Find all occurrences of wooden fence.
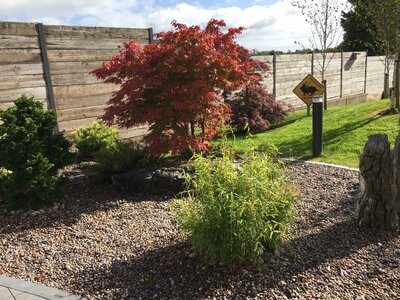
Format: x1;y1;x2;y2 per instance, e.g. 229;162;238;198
254;52;394;108
0;21;394;139
0;21;152;138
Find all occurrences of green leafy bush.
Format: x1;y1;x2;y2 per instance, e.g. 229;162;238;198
72;120;119;158
177;147;296;266
0;96;73;209
89;140;148;177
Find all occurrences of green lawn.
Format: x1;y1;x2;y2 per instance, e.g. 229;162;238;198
229;99;399;168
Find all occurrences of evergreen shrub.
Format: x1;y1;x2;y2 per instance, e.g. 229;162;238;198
0;96;73;209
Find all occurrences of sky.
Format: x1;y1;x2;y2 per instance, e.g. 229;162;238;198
1;0;349;51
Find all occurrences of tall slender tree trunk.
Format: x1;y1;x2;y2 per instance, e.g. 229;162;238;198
395;52;399;109
321;0;329;82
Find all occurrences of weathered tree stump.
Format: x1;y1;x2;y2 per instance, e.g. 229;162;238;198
356;133;400;230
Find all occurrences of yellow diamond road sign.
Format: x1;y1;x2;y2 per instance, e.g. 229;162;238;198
293;74;326;106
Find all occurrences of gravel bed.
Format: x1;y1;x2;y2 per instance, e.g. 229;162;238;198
0;162;399;299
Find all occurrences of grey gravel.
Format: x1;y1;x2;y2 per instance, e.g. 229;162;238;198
0;162;399;299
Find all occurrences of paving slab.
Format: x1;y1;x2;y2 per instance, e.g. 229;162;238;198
0;276;85;300
0;286;15;300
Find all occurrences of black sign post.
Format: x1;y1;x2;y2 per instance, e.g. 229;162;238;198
312;96;323;157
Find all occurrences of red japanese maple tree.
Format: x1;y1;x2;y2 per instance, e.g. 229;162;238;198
92;19;268;156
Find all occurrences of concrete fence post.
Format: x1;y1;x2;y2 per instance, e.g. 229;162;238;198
340;50;343;98
273;52;277;97
148;28;154;44
36;23;59;132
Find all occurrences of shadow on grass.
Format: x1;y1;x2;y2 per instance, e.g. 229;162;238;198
0;177;171;235
269;113;310;130
256;114;382;159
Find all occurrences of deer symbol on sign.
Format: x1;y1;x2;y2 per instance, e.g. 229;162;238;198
300;84;318;96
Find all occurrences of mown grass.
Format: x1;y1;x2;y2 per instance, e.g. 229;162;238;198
228;99;399;168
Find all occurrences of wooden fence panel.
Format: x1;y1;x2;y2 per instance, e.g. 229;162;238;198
254;51;392;109
0;22;46;105
43;24;151;137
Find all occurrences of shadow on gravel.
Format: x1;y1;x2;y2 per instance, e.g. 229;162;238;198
287;219;396;270
0;178;171;235
73;241;238;299
73;219;397;299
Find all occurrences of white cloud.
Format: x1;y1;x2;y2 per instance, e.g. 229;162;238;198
0;0;349;51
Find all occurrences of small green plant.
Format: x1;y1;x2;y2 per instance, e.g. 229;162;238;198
72;120;119;159
177;146;296;267
0;96;73;209
89;140;148;177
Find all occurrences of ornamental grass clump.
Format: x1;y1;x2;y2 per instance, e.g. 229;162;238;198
177;147;296;267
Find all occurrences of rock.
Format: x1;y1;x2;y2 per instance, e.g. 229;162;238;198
273;248;281;257
251;286;258;297
188;252;197;258
111;166;187;195
150;168;186;193
169;278;175;286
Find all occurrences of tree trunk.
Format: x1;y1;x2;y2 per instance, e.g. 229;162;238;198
356;133;400;230
395;52;399;109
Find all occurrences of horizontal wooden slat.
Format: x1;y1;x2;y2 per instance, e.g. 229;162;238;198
276;67;311;75
0;74;45;91
0;49;41;64
51;73;103;86
57;105;107;122
53;83;118;99
0;35;39;49
44;25;149;40
0;86;46;102
46;37;148;50
55;92;114;110
0;63;44;76
276;62;312;68
49;61;103;75
48;50;119;62
0;22;37;36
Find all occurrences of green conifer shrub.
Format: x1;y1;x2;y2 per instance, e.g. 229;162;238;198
0;96;73;209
